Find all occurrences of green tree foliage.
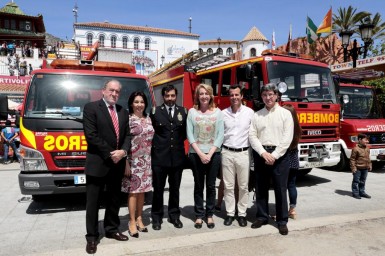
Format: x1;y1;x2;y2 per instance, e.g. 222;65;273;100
362;77;385;116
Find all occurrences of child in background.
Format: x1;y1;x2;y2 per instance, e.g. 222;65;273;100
350;133;372;199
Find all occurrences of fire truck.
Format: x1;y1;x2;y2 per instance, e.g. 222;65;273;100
149;50;341;174
334;80;385;171
0;58;155;199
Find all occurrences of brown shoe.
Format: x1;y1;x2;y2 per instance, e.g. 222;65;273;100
86;241;97;254
105;232;129;241
278;225;289;235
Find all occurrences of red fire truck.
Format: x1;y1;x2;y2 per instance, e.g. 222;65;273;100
149;50;341;174
335;81;385;171
0;59;154;199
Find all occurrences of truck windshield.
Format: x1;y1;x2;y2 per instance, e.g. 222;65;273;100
340;87;381;119
24;74;152;119
267;61;337;103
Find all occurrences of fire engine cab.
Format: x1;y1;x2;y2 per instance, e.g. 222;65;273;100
149;50;342;174
0;59;154;199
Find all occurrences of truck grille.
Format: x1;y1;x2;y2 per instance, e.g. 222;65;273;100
301;126;338;140
54;159;86;168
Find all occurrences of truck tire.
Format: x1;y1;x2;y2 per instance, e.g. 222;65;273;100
334;152;349;172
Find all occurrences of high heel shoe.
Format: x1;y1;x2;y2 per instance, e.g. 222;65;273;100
128;225;139;238
194;218;203;229
137;224;148;232
207;217;215;229
288;207;297;220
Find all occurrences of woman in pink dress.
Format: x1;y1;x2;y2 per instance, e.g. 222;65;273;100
121;91;154;238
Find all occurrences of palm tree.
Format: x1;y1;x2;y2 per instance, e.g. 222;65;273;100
333;6;370;33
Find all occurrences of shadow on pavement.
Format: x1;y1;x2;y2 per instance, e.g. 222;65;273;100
296;173;331;187
335;189;353;197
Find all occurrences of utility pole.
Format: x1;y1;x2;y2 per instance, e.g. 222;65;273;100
189;17;192;33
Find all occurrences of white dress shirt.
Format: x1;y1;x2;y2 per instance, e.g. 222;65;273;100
249;103;294;159
222;105;254;148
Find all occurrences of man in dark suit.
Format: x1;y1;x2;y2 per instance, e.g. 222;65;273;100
83;80;131;254
150;84;187;230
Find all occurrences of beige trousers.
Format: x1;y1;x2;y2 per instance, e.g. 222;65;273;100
221;149;250;217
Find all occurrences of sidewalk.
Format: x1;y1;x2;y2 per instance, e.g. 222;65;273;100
1;165;385;255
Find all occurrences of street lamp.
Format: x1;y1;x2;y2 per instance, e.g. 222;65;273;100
160;55;165;68
339;20;374;68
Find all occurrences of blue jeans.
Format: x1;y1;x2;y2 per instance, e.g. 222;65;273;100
3;141;20;162
287;168;297;207
352;169;368;196
189;152;221;219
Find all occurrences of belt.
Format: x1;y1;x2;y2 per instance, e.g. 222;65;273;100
263;145;276;150
222;145;249;152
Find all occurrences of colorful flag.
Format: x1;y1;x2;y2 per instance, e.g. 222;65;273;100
285;24;292;52
317;8;332;34
307;16;320;44
272;30;276;50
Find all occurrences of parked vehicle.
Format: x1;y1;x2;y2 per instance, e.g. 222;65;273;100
0;58;155;199
149;50;342;175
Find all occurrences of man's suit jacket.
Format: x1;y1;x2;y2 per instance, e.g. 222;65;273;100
83;99;131;177
150;104;187;168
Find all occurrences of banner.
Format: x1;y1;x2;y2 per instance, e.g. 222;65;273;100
317;8;332;34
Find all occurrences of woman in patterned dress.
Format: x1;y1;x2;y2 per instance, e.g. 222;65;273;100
122;91;154;237
187;84;224;229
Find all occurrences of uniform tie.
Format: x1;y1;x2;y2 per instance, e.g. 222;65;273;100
168;107;173;120
108;105;119;145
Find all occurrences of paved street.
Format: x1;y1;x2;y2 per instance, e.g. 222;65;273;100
1;162;385;255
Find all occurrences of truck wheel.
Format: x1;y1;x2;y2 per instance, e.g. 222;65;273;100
298;168;312;176
334;152;349;172
32;195;45;202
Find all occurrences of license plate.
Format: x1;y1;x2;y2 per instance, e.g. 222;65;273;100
74;175;86;185
304;162;323;168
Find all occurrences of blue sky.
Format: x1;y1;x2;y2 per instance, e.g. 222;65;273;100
6;0;384;47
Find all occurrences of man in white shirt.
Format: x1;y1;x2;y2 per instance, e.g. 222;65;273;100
249;83;293;235
222;85;254;227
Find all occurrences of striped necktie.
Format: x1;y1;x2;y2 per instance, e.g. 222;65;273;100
108;105;119;144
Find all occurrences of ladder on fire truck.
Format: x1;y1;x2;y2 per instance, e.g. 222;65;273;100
148;50;231;78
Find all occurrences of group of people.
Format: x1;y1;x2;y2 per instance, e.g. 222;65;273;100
1;120;21;164
82;80;338;254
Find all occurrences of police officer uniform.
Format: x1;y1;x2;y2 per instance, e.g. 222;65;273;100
150;103;187;226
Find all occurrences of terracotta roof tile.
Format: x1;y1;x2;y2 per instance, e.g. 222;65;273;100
199;39;239;45
242;26;268;43
76;22;200;38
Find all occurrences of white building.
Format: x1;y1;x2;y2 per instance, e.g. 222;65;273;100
73;22;199;75
198;26;269;60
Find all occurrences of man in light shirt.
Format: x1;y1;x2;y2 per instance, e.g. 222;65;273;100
222;85;254;227
249;83;293;235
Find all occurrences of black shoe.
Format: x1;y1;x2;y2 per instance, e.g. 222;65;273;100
360;193;371;199
128;230;139;238
194;219;203;229
86;241;97;254
223;216;235;226
105;232;129;241
353;194;361;199
278;225;289;235
237;216;247;227
168;218;183;228
152;223;161;231
251;219;268;229
137;225;148;232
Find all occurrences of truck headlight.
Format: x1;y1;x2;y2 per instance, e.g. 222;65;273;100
19;146;48;172
350;136;358;143
332;144;341;152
